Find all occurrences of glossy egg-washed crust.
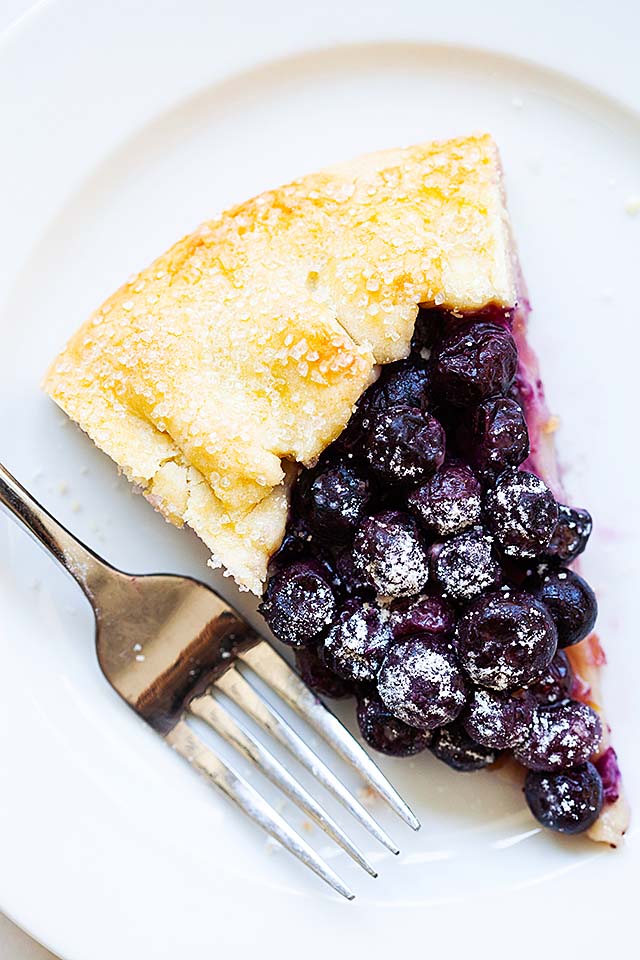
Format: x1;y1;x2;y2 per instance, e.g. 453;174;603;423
44;133;627;843
45;134;515;594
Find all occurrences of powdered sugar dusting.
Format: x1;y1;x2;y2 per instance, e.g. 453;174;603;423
353;512;429;599
432;527;500;602
525;764;604;833
464;688;534;749
485;468;557;557
323;602;391;683
377;638;467;730
408;463;482;536
514;701;602;771
456;590;558;691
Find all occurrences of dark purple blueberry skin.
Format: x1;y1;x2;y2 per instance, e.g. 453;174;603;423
411;307;449;352
595;747;622;804
377;635;467;731
365;404;446;484
524;763;604;834
455;589;558;691
527;568;597;648
431;321;519;406
463;688;536;749
259;560;337;647
294;645;354;699
267;515;316;574
430;528;501;603
322;601;392;684
526;650;574;705
333;547;376;601
430;719;499;771
484;469;559;559
514;700;602;772
366;356;431;412
407;463;482;537
352;511;430;599
544;505;593;565
298;461;371;537
357;690;433;757
465;396;530;478
387;593;456;640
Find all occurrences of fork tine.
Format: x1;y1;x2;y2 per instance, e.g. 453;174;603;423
216;667;400;855
165;720;354;900
239;644;420;831
190;692;377;877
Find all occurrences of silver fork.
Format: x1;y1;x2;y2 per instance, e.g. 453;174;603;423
0;463;419;899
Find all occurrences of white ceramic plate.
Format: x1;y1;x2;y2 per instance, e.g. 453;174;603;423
1;2;639;957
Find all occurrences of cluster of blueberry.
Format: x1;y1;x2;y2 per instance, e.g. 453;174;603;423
260;310;603;835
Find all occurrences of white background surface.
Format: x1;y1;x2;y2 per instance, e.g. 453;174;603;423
0;0;56;956
0;1;639;959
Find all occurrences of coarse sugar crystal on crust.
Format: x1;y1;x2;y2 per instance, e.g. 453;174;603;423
43;131;629;846
44;133;516;593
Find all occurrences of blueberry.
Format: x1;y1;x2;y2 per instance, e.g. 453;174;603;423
430;719;499;771
455;589;558;691
408;463;482;537
367;356;431;412
322;600;392;683
527;568;597;648
352;511;429;599
411;307;448;353
431;321;518;406
526;650;574;704
365;404;445;484
260;560;337;647
463;688;536;749
300;460;371;537
466;397;530;477
430;528;501;603
357;689;432;756
267;514;315;572
333;547;376;601
484;469;559;559
595;747;622;804
524;763;604;833
514;700;602;771
543;504;593;565
294;645;354;699
387;593;456;640
377;636;467;731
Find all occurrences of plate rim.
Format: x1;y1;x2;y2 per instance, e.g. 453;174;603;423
1;1;639;957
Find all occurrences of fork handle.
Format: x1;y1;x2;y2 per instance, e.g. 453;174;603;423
0;461;111;599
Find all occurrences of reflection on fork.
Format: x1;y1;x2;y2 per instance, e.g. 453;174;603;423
0;462;419;899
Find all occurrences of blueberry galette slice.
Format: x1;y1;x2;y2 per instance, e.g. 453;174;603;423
45;134;628;845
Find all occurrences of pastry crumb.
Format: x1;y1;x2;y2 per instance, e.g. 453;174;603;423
625;195;640;216
357;785;379;807
542;415;560;435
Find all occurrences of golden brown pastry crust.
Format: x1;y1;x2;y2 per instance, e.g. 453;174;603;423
44;133;517;593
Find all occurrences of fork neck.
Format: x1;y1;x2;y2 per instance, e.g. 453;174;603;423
0;461;114;602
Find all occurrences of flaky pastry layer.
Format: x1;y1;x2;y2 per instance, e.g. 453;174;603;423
45;134;516;592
